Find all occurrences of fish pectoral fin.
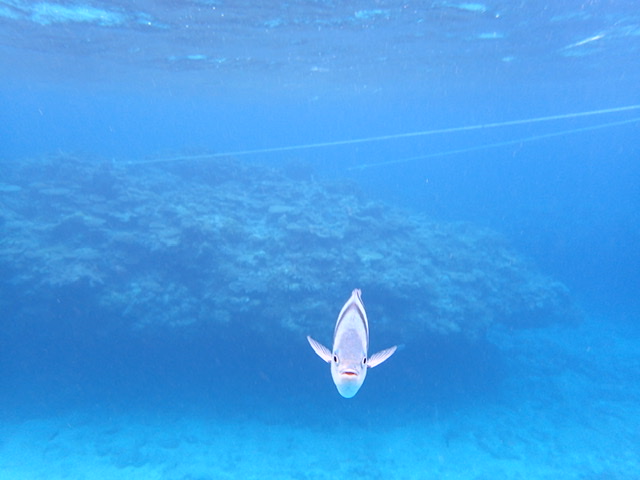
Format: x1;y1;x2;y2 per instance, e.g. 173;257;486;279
367;345;397;368
307;336;332;363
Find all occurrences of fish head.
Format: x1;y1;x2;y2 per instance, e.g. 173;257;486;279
330;330;368;398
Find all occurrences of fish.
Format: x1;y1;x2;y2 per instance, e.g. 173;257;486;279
307;288;397;398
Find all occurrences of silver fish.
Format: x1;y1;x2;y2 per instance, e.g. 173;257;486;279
307;289;397;398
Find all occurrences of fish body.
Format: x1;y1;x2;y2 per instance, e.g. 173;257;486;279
307;289;397;398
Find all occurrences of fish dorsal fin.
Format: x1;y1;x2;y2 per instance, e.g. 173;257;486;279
367;345;397;368
307;336;332;363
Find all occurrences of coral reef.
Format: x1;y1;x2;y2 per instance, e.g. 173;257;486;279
0;154;579;338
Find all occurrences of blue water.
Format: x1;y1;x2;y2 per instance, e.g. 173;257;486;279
1;1;639;479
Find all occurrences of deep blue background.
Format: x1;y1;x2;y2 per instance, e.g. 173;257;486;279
1;0;639;423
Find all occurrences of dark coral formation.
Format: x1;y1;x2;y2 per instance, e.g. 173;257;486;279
0;154;579;339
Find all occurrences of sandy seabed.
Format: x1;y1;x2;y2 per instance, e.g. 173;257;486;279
1;317;638;480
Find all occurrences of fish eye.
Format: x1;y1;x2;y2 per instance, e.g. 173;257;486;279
363;357;367;365
333;355;338;363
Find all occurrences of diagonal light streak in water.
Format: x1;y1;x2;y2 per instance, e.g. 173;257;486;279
124;105;640;166
349;117;640;170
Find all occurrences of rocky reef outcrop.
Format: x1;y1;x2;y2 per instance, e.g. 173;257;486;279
0;154;579;339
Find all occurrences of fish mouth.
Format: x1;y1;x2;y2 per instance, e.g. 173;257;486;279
341;371;358;377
